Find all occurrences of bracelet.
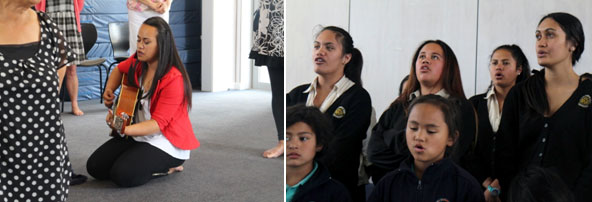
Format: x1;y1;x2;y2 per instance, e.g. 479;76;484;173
488;185;501;197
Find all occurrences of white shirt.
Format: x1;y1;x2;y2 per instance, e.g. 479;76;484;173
410;88;450;100
132;88;191;160
303;76;355;113
485;87;502;133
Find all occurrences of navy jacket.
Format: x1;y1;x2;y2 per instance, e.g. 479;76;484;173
291;163;352;202
368;158;485;202
367;95;477;183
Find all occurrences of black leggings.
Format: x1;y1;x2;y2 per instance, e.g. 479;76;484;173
267;62;284;141
86;136;184;187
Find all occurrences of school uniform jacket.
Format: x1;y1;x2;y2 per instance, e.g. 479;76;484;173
118;54;200;150
495;69;592;201
367;158;485;202
291;163;353;202
367;95;477;183
286;83;372;197
467;93;497;184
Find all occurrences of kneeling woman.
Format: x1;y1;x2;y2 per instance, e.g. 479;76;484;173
87;17;199;187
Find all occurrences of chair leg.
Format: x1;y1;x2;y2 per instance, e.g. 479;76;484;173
107;62;117;73
98;64;104;103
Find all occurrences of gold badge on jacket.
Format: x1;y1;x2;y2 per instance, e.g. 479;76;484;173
333;106;346;118
578;95;591;108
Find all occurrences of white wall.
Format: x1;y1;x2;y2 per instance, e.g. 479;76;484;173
237;0;254;90
285;0;350;90
202;0;239;92
202;0;214;91
350;0;477;114
286;0;592;115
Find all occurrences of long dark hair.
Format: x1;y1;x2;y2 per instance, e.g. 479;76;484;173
131;17;192;109
393;40;465;110
315;26;363;85
485;44;531;93
538;12;585;66
286;104;334;161
399;74;410;96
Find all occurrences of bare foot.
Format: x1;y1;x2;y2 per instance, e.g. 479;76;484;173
262;140;284;158
71;107;84;116
168;165;184;174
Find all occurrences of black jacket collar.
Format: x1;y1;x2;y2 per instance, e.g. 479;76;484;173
291;163;332;201
399;157;455;181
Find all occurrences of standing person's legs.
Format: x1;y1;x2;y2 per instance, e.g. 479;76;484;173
109;142;184;187
66;64;83;115
262;60;284;158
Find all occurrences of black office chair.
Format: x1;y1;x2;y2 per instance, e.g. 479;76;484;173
104;22;130;91
60;23;107;112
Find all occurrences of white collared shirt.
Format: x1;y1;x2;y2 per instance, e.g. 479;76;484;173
485;87;502;133
132;94;191;160
304;76;355;113
409;89;451;101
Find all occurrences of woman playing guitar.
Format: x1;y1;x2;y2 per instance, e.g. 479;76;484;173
86;16;198;187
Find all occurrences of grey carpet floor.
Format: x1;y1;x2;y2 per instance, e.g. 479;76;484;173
62;90;283;202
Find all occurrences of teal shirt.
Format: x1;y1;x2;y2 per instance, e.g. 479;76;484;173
286;162;318;202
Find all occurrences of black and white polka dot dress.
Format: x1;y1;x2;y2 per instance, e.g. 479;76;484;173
0;11;74;201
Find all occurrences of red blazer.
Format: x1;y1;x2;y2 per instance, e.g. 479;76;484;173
118;55;200;150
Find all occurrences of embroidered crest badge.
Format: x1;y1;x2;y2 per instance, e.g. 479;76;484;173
333;106;346;118
578;95;591;108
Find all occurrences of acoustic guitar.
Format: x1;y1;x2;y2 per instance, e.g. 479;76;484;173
111;73;140;136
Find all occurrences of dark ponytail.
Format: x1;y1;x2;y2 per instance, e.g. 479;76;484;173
345;48;363;85
485;44;531;93
317;26;364;85
503;44;530;84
